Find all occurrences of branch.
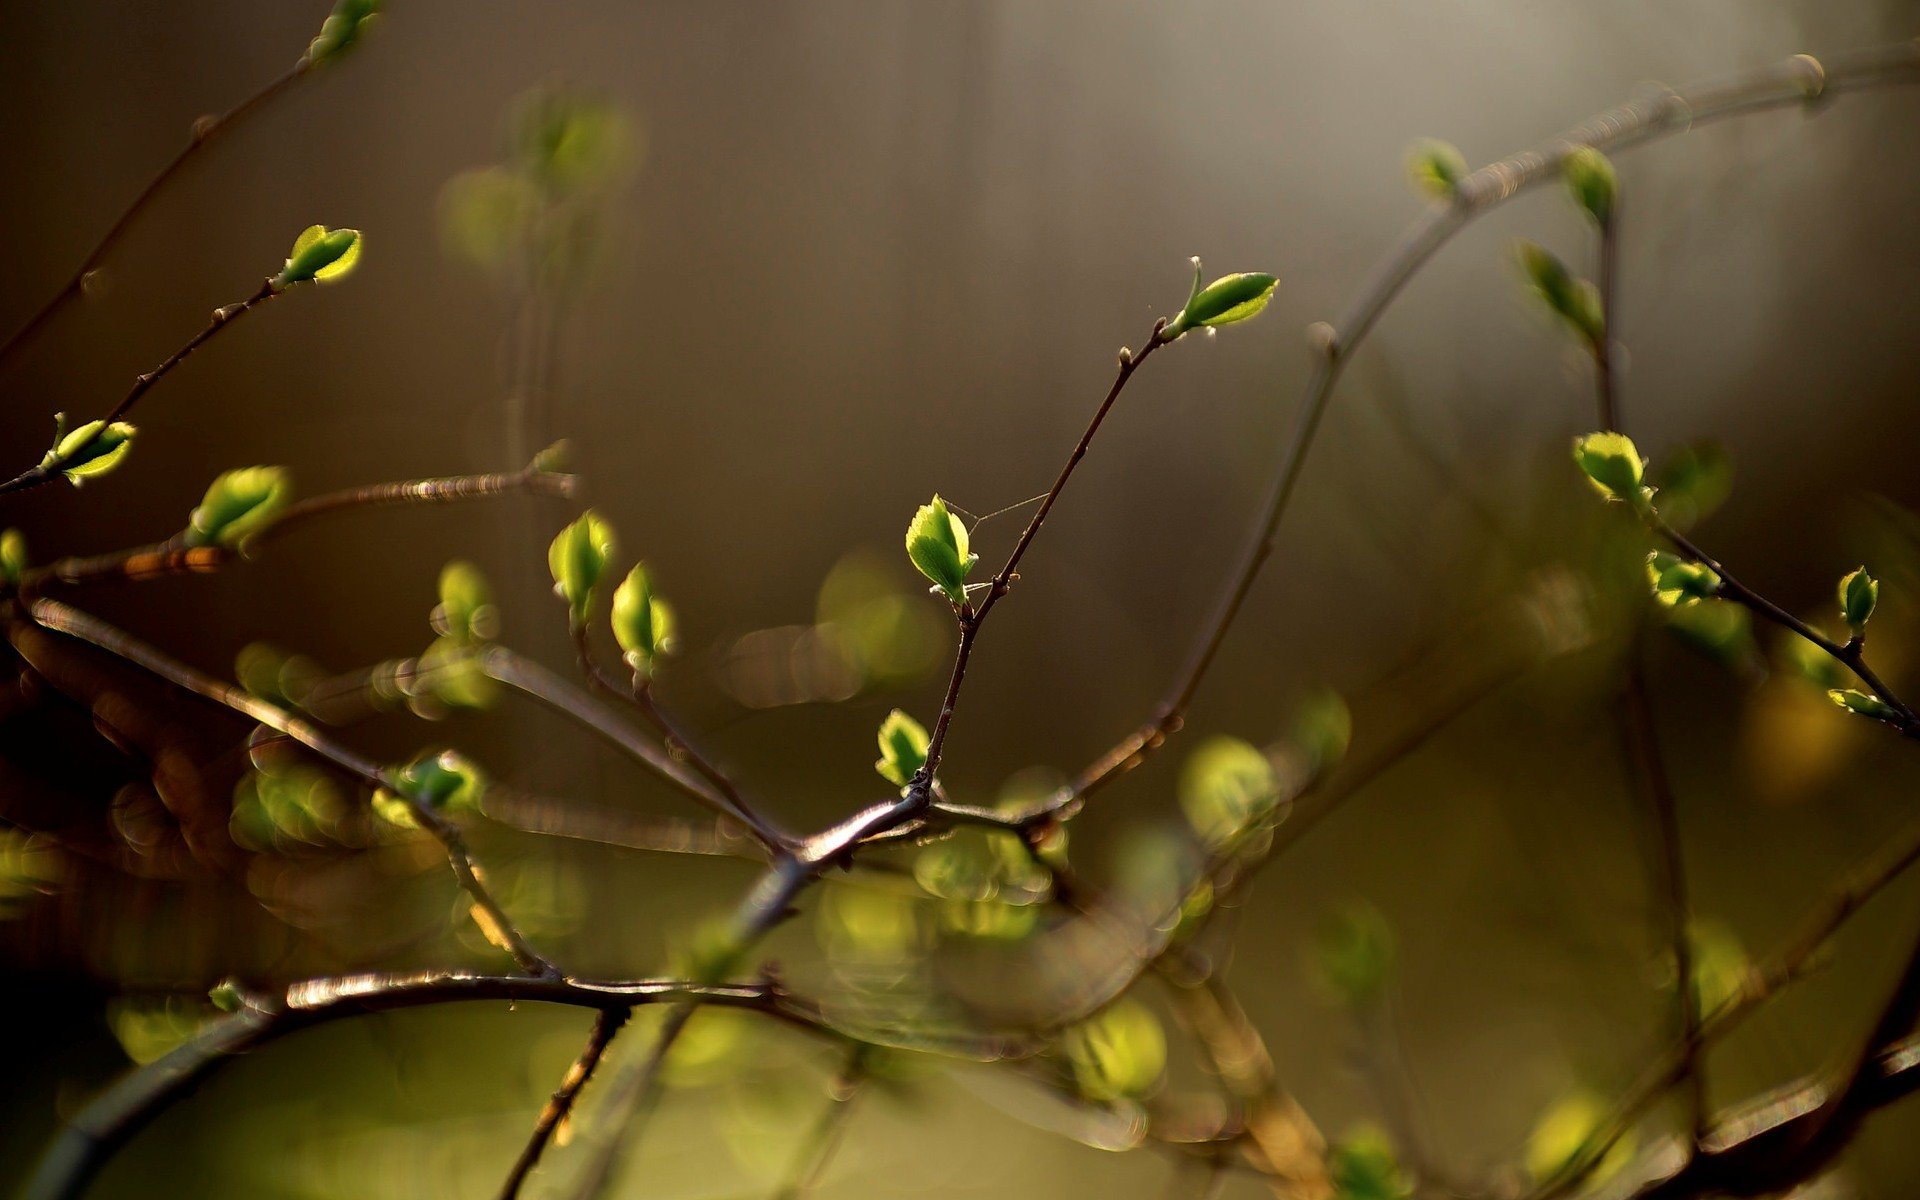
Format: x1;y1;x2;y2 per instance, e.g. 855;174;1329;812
0;62;311;374
497;1007;631;1200
18;597;556;977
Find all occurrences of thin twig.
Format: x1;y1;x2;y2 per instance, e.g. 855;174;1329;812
0;63;311;373
497;1007;631;1200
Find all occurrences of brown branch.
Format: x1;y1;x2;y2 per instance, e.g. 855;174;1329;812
18;596;555;977
497;1007;631;1200
0;63;311;374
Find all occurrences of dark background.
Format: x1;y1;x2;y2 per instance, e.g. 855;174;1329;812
2;1;1919;1196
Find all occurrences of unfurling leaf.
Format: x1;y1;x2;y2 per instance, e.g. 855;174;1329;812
1838;566;1878;635
904;495;976;606
273;225;362;289
1562;146;1617;225
547;511;616;629
1407;138;1469;200
1179;736;1280;848
435;561;497;643
414;637;498;713
1062;1000;1166;1103
1165;258;1278;338
207;979;245;1014
42;417;136;485
0;528;26;585
304;0;382;68
1524;1090;1634;1186
1517;240;1602;344
379;750;485;817
185;466;290;548
1645;551;1718;607
1829;688;1899;724
612;563;675;678
874;708;930;789
1330;1125;1412;1200
1570;431;1649;509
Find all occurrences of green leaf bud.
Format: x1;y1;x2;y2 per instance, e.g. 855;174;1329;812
1645;551;1719;607
1571;431;1649;508
611;563;675;678
1838;566;1878;635
1062;999;1166;1103
1407;138;1470;200
904;495;976;606
304;0;382;68
1312;903;1395;1009
435;560;497;643
547;511;616;629
1525;1090;1635;1186
874;708;930;789
1562;146;1618;225
1829;688;1899;724
185;466;290;548
1330;1126;1412;1200
0;528;26;585
272;225;362;289
413;637;498;714
1165;257;1278;338
207;979;246;1013
383;750;486;815
1179;736;1280;848
42;416;137;485
1517;240;1603;344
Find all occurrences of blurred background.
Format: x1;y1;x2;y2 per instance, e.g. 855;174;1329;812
2;0;1919;1196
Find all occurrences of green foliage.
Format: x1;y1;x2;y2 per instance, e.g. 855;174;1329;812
1178;735;1281;848
1524;1090;1634;1186
434;560;497;643
1562;146;1617;225
378;750;485;821
612;563;675;678
1331;1126;1412;1200
1406;138;1469;200
816;884;925;962
509;85;636;195
1644;551;1719;607
0;527;25;585
41;416;136;485
1650;441;1732;531
1570;431;1649;509
1517;240;1602;344
547;511;616;629
230;759;349;850
207;979;245;1014
272;225;361;289
904;495;976;606
1773;626;1846;690
1838;566;1878;635
1829;688;1898;723
914;828;1049;940
1661;600;1756;674
874;708;931;788
185;466;290;548
413;636;499;714
1165;257;1279;338
304;0;382;68
1061;999;1166;1103
1287;688;1353;781
1312;903;1395;1009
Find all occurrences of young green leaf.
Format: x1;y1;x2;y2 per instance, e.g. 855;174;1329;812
272;225;362;289
207;979;246;1014
547;511;617;629
435;560;497;643
1407;138;1470;200
612;563;676;678
1062;1000;1166;1103
0;528;25;585
1179;736;1280;848
1312;903;1395;1009
1645;551;1719;607
1571;431;1649;508
413;637;499;714
904;495;976;606
1524;1090;1634;1186
1562;146;1618;225
1517;240;1602;344
1165;257;1278;338
304;0;383;69
874;708;930;788
1838;566;1878;635
383;750;486;815
1330;1126;1412;1200
185;466;290;548
1829;688;1899;724
41;417;137;485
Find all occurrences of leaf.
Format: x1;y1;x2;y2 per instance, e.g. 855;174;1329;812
1312;903;1395;1009
1562;146;1617;225
1829;688;1899;723
1063;1000;1166;1103
1524;1090;1634;1186
434;560;497;643
1330;1125;1412;1200
1166;258;1278;337
42;417;136;485
305;0;382;68
874;708;930;788
612;563;675;677
1644;551;1719;607
1518;240;1602;344
1838;566;1878;634
184;466;291;549
1570;431;1648;507
273;225;362;288
380;750;485;816
547;511;617;629
904;495;975;606
1406;139;1469;200
1178;736;1280;848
